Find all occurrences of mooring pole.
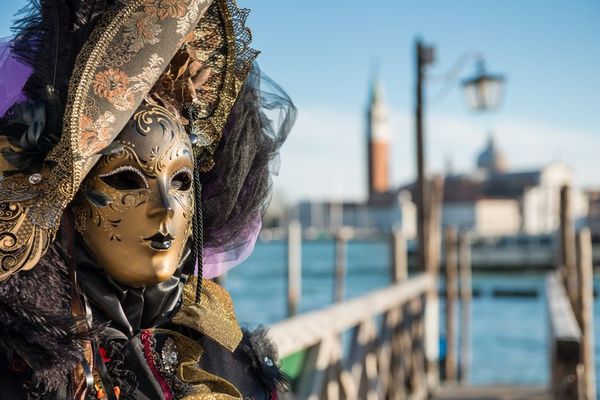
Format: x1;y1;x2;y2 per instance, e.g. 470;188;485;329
391;229;408;283
576;228;596;400
458;231;472;383
287;220;302;317
444;227;458;382
560;185;578;309
334;229;348;303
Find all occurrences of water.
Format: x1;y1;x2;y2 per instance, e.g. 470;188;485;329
225;240;599;391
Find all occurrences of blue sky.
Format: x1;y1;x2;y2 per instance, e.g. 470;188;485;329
1;1;599;201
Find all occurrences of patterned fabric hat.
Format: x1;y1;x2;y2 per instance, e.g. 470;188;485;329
0;0;259;281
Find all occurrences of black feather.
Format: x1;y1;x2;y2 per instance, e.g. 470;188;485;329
0;241;96;391
241;327;290;396
11;0;76;103
1;0;112;173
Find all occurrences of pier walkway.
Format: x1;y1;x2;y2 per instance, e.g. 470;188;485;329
267;186;595;399
433;384;549;400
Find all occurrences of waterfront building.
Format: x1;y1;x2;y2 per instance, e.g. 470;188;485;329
398;136;588;236
293;79;589;239
297;190;416;238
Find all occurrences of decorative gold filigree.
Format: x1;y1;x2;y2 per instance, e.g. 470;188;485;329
0;202;50;281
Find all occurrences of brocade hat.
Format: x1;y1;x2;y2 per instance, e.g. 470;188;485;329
0;0;262;281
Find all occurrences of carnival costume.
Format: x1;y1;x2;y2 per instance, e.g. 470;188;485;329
0;0;295;398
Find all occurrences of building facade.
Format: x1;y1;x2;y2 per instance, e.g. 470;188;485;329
297;190;416;238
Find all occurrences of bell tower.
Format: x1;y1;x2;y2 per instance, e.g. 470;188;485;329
367;74;391;202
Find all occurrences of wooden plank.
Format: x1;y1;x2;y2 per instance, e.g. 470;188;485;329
575;228;596;400
433;384;549;400
324;336;343;400
295;336;333;400
269;273;435;357
546;273;581;400
376;308;400;398
546;274;581;343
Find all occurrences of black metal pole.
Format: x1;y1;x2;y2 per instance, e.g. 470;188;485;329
415;39;427;272
415;38;435;273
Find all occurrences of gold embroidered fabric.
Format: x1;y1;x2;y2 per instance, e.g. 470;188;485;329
0;0;258;281
153;329;243;399
172;278;243;352
153;0;259;171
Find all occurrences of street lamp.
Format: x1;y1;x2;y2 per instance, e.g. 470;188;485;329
462;60;505;111
414;38;505;274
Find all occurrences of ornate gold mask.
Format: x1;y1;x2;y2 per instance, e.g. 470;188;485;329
73;103;194;287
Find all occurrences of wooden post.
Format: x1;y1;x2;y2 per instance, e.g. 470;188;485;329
547;273;582;400
423;176;443;393
444;227;458;382
428;176;445;275
391;229;408;283
334;228;351;303
576;228;596;400
560;185;578;309
458;231;472;383
287;220;302;317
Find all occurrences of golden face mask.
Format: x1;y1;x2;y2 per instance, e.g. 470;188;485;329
74;103;194;287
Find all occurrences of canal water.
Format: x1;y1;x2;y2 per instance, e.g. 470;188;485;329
225;240;600;391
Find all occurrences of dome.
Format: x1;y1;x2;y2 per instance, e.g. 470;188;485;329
477;135;508;174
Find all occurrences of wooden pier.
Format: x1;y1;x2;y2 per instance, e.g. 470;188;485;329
268;184;595;399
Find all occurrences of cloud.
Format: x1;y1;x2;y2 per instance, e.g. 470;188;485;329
273;104;600;203
274;106;366;202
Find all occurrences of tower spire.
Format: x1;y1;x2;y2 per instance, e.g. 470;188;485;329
366;66;391;202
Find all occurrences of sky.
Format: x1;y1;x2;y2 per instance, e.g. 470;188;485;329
1;1;599;203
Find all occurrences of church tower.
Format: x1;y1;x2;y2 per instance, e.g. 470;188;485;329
367;74;391;202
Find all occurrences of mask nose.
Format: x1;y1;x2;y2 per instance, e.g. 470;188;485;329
148;178;175;221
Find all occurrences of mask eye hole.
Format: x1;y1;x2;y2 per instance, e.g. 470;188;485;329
99;166;149;190
170;168;192;192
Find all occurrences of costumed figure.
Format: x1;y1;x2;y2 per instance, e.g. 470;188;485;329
0;0;296;398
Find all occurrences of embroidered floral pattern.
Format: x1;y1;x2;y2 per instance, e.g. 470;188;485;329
177;0;208;36
93;68;130;100
96;55;166;112
143;0;187;20
122;12;162;53
130;54;166;94
80;111;116;157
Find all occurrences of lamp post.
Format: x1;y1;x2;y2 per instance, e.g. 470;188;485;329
415;38;435;273
414;39;505;273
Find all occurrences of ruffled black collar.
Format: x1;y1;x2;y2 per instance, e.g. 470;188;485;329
76;243;192;338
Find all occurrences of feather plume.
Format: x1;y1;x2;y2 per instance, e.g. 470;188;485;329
1;0;111;173
11;0;76;103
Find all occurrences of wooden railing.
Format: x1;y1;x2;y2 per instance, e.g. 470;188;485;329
549;186;596;400
269;273;437;400
547;272;583;399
